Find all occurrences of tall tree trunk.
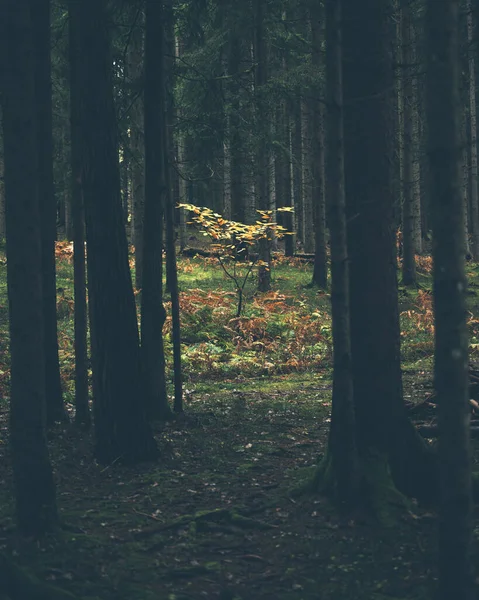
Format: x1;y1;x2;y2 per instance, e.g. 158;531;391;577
292;98;303;247
318;0;359;506
310;5;328;288
30;0;66;424
401;0;418;285
228;27;245;224
467;0;479;259
427;1;474;597
68;0;90;428
343;0;437;511
301;99;314;253
141;0;172;421
1;0;58;535
164;0;183;414
254;0;271;293
129;18;145;290
71;0;157;463
0;141;5;241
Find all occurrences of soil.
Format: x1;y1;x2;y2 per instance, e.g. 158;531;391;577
0;370;477;600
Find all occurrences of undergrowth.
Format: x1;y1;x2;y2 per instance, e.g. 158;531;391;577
1;243;479;402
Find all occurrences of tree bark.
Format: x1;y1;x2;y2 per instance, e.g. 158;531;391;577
68;0;90;428
30;0;67;425
292;98;303;246
2;0;58;535
343;0;437;511
320;0;359;506
310;5;328;288
467;1;479;259
254;0;271;293
71;0;157;463
141;0;172;421
401;0;419;285
129;17;145;290
301;98;314;253
427;0;474;597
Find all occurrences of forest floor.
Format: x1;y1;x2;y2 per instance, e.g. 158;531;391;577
1;244;479;599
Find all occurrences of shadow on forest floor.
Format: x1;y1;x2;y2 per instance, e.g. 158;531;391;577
1;371;474;600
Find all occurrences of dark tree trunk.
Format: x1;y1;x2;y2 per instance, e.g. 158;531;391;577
1;0;58;535
401;0;418;285
68;0;90;428
228;24;245;224
319;0;359;507
129;18;145;290
70;0;157;463
141;0;172;421
427;1;474;597
164;0;183;415
30;0;66;425
343;0;437;510
310;5;328;289
254;0;271;293
292;98;303;246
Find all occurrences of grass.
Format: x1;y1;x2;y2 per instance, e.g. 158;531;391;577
1;244;479;599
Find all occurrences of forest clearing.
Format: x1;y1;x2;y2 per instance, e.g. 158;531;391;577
0;248;479;600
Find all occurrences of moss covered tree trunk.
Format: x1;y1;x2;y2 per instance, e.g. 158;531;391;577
342;0;437;511
427;0;474;597
2;0;58;535
71;0;157;463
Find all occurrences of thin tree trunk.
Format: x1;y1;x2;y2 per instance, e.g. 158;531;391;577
69;1;90;428
292;98;303;247
0;143;5;240
71;0;157;463
254;0;271;292
301;99;314;253
310;5;328;288
129;18;145;289
164;0;183;414
30;0;67;425
2;0;58;536
401;0;418;285
228;28;245;224
467;1;479;259
141;0;172;421
427;1;474;597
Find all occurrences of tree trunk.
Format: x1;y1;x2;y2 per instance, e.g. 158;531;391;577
129;18;145;290
343;0;437;513
310;5;328;288
141;0;172;421
292;98;303;247
1;0;58;536
68;0;90;428
227;25;245;224
71;0;157;463
427;1;474;597
254;0;271;293
301;99;314;253
0;140;5;241
467;1;479;259
401;0;418;285
318;0;359;507
30;0;67;425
